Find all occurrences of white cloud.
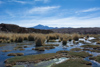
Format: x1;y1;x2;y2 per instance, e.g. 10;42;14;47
12;0;27;4
0;1;3;4
7;0;29;4
28;6;60;14
14;1;26;4
34;0;50;3
76;8;100;13
5;11;15;17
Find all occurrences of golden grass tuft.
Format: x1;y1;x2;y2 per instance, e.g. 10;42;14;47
72;34;79;41
35;34;46;46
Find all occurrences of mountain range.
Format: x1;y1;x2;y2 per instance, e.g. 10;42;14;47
31;24;72;30
0;23;100;34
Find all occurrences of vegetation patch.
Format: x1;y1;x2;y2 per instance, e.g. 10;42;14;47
0;44;6;47
17;43;32;45
14;46;23;50
81;45;100;49
83;48;90;51
32;46;55;51
35;35;46;46
52;58;92;67
56;51;91;58
90;49;100;53
47;40;57;42
19;48;25;51
96;41;100;44
89;56;100;63
62;39;67;45
5;53;61;66
44;44;59;46
7;53;24;56
72;34;79;41
70;48;82;51
2;50;11;52
28;34;35;41
13;65;25;67
67;51;92;58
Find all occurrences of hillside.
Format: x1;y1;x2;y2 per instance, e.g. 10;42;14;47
51;28;100;34
0;23;53;33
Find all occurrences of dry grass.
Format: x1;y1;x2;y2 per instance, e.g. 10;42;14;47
28;34;35;41
96;41;100;44
2;50;11;52
35;34;46;46
46;33;61;40
81;44;100;49
62;39;67;45
72;34;79;41
7;53;24;56
70;48;82;51
0;33;99;44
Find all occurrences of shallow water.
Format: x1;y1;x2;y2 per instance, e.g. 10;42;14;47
0;37;100;67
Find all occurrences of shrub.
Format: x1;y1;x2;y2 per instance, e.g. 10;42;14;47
62;39;67;45
72;34;79;41
34;47;45;51
97;41;100;44
70;48;82;51
68;36;72;41
81;44;100;48
15;37;23;42
7;53;24;56
28;34;35;41
35;35;46;46
24;46;28;48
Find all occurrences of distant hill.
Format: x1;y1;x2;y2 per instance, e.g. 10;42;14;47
31;24;72;30
0;23;53;33
51;28;100;34
1;23;100;34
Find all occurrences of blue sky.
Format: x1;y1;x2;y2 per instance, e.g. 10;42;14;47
0;0;100;27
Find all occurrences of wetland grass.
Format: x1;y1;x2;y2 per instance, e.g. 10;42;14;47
72;34;79;41
89;56;100;63
52;58;92;67
70;48;82;51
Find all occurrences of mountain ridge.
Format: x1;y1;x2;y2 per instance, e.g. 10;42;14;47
31;24;72;30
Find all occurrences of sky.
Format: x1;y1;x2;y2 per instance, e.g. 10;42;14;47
0;0;100;28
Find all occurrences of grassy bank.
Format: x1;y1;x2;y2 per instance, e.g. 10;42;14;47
52;58;92;67
5;53;61;66
89;56;100;63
